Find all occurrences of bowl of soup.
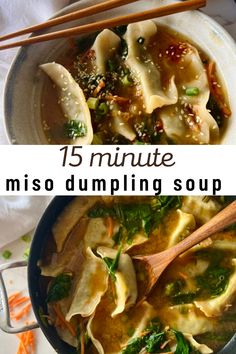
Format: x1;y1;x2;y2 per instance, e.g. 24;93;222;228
4;195;233;354
4;0;236;145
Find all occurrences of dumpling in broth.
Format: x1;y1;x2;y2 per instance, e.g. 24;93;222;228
92;29;121;75
40;63;93;144
159;44;219;144
124;20;178;113
87;301;156;354
66;247;108;321
97;246;138;317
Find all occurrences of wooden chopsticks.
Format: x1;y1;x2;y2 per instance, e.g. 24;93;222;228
0;0;206;51
0;0;138;42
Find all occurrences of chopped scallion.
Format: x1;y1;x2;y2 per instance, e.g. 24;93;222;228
2;250;12;260
185;87;200;96
87;97;99;110
21;234;31;243
121;75;133;87
96;102;109;116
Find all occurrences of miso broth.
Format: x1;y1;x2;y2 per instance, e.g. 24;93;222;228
39;196;236;353
40;22;231;145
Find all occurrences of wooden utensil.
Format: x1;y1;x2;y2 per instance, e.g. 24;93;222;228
0;0;206;51
134;200;236;297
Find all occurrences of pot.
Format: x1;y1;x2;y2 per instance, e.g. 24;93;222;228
0;196;236;353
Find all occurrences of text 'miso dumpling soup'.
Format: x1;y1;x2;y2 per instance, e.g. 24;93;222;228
40;20;231;145
39;196;236;354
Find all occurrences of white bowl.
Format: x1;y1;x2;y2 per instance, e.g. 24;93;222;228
4;0;236;144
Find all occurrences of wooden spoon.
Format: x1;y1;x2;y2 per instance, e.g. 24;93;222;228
134;200;236;297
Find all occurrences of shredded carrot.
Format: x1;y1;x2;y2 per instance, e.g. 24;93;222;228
206;61;231;117
106;216;114;237
93;80;105;96
53;303;76;337
179;272;188;280
10;296;30;310
16;330;35;354
8;292;21;305
11;303;32;321
105;95;129;104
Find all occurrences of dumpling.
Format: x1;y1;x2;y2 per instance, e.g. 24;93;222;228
195;259;236;317
162;209;196;248
97;246;137;317
87;301;156;354
111;107;136;141
52;196;100;252
161;304;214;335
40;63;93;144
181;196;221;224
159;44;219;144
66;247;108;321
92;29;121;75
83;218;114;249
124;21;178;113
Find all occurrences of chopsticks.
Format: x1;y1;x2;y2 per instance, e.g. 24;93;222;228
0;0;138;42
0;0;206;51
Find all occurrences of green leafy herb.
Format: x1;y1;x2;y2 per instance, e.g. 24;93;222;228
172;330;190;354
89;197;182;245
145;332;165;352
107;59;117;72
147;318;161;333
196;266;231;297
171;292;197;305
165;279;185;296
64;120;87;139
21;234;31;243
47;273;72;303
103;247;122;281
2;250;12;260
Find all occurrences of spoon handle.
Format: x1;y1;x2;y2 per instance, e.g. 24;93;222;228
171;200;236;258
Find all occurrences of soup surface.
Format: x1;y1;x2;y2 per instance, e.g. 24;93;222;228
39;196;236;353
40;21;231;145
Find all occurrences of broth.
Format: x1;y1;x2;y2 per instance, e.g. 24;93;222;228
40;23;231;145
39;196;236;353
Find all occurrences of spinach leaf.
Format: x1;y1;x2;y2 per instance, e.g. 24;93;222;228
145;332;165;352
88;197;182;245
103;247;122;281
171;292;197;305
172;330;190;354
196;266;231;297
47;274;72;303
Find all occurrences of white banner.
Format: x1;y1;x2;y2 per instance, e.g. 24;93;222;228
0;145;234;196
